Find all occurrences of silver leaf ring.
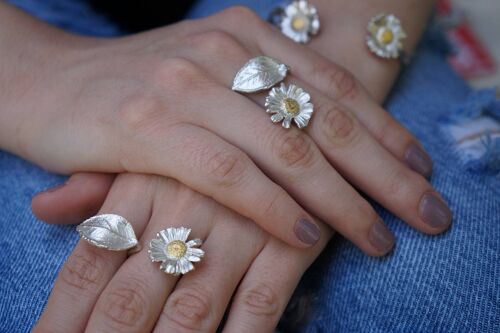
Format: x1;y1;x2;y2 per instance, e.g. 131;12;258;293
77;214;141;254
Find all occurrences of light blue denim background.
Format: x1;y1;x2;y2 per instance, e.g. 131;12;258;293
1;1;499;332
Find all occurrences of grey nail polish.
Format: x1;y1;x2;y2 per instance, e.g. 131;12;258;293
419;193;452;229
405;144;433;178
295;219;321;246
368;219;395;253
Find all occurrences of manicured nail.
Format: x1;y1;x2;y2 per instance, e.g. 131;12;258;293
368;219;395;253
405;144;433;178
294;219;321;246
419;192;452;229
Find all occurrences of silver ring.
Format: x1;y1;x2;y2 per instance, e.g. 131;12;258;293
149;227;204;276
366;13;410;64
77;214;141;253
270;0;320;44
232;56;314;129
265;83;314;129
232;56;289;93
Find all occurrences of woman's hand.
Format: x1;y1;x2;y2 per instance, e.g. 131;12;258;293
33;173;332;333
3;5;451;255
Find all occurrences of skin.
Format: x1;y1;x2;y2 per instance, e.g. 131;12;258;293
33;174;332;333
0;3;448;256
0;0;444;331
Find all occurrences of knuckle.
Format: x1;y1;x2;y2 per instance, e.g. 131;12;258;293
220;6;262;27
240;283;280;317
117;91;166;135
100;279;148;328
155;57;203;91
318;103;359;148
59;250;104;294
205;149;248;188
260;187;285;219
163;286;212;331
317;64;358;100
274;131;317;169
188;30;246;58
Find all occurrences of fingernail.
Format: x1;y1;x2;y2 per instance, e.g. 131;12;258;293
368;219;395;253
419;192;452;229
294;219;321;246
405;144;433;178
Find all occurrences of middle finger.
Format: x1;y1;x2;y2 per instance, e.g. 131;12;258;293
177;33;451;243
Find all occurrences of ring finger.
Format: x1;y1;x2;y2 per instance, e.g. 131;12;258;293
176;35;450;246
33;174;155;333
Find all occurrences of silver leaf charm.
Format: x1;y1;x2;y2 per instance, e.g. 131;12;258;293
232;56;289;93
77;214;138;251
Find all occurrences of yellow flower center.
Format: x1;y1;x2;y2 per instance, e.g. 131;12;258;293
291;16;307;31
283;98;301;116
166;240;187;259
379;29;394;44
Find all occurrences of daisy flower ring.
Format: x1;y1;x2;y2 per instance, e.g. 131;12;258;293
149;227;205;276
265;83;314;129
273;0;320;44
366;13;408;62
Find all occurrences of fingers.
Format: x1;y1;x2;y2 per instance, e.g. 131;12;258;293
118;121;320;249
153;210;266;333
173;35;395;256
33;174;155;333
252;35;434;178
83;179;215;333
32;173;115;225
175;33;451;238
223;225;332;333
192;7;433;177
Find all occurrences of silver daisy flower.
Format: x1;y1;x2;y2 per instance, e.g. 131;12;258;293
367;13;407;59
279;0;320;44
148;227;204;276
265;83;314;129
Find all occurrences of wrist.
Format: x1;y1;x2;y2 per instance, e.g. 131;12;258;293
309;0;436;101
0;2;97;156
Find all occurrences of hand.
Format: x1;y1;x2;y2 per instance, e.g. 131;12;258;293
4;6;451;255
33;173;331;333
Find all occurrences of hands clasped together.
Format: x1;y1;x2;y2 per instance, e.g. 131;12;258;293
0;4;451;332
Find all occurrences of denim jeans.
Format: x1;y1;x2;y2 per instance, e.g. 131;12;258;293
1;1;499;332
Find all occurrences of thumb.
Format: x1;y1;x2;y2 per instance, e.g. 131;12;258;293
32;172;115;224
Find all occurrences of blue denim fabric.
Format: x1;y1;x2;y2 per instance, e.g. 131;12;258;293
1;1;499;332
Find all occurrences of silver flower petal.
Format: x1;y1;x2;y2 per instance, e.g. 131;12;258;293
279;0;320;44
232;56;289;93
149;227;204;276
265;83;314;129
367;13;407;59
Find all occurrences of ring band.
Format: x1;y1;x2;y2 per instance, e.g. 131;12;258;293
149;227;204;276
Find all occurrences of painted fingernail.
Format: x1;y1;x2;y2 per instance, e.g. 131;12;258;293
368;219;395;253
295;218;321;246
419;192;452;229
405;144;433;178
